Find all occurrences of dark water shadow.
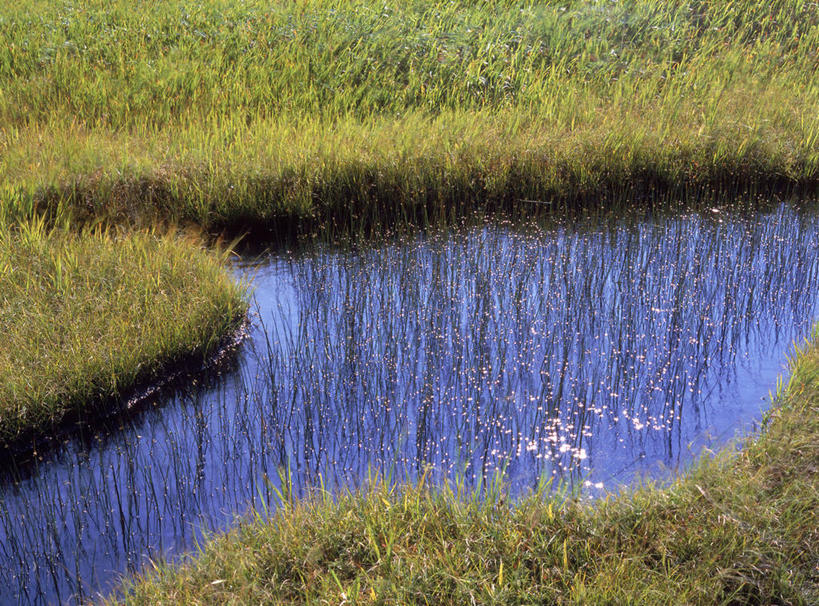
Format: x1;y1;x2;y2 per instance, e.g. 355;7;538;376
0;320;249;480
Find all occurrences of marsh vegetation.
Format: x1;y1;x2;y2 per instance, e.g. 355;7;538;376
0;0;817;232
0;0;818;603
0;217;246;447
1;201;817;604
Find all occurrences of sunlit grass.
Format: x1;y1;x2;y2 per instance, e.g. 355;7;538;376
0;0;816;232
0;0;816;601
0;217;246;444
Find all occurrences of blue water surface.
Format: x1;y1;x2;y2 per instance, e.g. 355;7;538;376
0;202;817;604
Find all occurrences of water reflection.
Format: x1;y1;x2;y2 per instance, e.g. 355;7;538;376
0;202;817;604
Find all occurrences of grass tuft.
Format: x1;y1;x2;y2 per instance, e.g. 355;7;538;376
0;218;246;445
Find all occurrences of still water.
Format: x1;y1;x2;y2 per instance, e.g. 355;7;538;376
1;203;817;604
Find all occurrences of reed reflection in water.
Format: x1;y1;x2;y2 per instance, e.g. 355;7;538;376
258;205;818;491
0;202;817;604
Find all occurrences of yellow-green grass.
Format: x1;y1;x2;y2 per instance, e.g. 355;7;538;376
0;0;817;234
0;0;814;600
0;217;246;446
111;327;819;605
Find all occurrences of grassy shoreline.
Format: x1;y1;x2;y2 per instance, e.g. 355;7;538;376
1;0;817;235
0;219;246;448
111;327;819;604
0;1;816;600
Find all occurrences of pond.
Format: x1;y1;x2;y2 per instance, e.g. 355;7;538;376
1;202;817;604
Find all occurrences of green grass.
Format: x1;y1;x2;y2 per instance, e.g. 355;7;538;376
0;215;246;445
111;326;819;605
0;0;816;233
0;0;816;599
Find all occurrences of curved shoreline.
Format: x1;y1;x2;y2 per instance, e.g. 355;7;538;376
0;1;816;601
0;314;250;468
111;326;819;604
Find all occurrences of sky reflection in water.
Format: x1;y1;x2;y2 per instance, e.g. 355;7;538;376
0;203;817;604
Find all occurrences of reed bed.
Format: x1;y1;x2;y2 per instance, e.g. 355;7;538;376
0;217;246;446
0;0;816;233
0;0;817;603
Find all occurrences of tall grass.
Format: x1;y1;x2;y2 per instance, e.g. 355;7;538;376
0;217;246;445
0;1;816;602
0;0;816;233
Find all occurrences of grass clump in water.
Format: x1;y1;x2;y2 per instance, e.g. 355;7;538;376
0;217;246;446
112;328;819;604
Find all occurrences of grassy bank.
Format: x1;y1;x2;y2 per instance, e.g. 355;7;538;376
0;216;246;446
112;327;819;604
0;0;816;602
0;0;817;234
